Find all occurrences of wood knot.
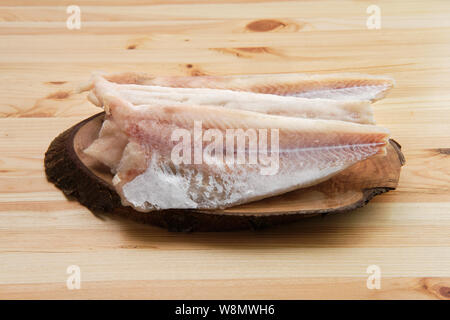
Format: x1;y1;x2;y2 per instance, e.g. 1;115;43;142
125;37;150;50
439;286;450;298
246;19;286;32
211;47;281;59
45;81;67;85
46;91;70;100
436;148;450;155
419;278;450;300
182;63;206;76
236;47;271;54
190;69;206;76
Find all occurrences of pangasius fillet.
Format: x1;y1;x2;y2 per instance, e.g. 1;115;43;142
84;89;390;212
80;72;394;102
85;74;378;178
87;76;375;124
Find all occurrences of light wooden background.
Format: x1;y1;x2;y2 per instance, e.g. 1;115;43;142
0;0;449;300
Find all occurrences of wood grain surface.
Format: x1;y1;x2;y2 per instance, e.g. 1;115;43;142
0;0;449;299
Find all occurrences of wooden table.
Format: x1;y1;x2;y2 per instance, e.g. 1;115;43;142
0;1;449;299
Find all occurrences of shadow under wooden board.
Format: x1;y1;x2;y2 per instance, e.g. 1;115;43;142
45;112;405;231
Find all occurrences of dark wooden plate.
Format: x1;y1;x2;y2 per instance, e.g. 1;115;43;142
45;112;405;231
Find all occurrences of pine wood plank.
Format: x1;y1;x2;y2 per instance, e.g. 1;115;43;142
0;0;449;299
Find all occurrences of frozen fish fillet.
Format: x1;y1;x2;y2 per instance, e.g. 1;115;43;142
85;75;378;169
80;72;394;102
88;76;376;124
85;91;389;212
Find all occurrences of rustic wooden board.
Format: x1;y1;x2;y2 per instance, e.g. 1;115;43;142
44;112;404;231
0;0;449;299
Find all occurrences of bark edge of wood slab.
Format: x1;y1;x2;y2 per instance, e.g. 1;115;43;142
45;112;405;232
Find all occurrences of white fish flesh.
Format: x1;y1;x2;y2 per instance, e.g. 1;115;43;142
87;76;375;124
85;74;378;171
80;72;394;102
84;87;390;211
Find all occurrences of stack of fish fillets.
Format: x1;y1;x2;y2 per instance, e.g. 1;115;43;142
80;73;394;212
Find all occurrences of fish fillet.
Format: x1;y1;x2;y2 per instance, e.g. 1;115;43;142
88;76;375;124
85;75;377;172
83;119;128;172
80;72;394;102
85;90;389;212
